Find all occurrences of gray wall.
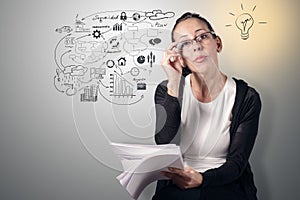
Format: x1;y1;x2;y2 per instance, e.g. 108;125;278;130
1;0;299;199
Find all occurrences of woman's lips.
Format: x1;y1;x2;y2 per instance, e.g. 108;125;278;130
194;55;206;63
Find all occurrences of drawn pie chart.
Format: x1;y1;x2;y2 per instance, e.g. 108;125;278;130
137;55;145;64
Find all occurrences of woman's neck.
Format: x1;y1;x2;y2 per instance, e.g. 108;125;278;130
190;70;227;103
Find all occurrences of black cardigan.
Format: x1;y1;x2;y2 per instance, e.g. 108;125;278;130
154;77;262;200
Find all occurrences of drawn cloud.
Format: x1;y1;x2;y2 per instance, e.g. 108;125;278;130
63;65;88;76
145;10;175;20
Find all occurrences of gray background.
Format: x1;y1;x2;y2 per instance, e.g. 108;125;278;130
1;0;299;199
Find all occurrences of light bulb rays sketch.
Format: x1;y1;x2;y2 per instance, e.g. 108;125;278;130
235;13;254;40
226;3;267;40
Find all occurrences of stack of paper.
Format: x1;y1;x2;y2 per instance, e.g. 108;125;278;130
110;143;184;200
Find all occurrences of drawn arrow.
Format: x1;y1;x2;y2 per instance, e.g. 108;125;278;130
60;50;72;68
54;33;71;71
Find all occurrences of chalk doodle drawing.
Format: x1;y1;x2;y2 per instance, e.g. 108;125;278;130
226;3;267;40
54;10;175;105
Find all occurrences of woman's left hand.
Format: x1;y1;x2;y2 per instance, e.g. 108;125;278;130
161;166;203;189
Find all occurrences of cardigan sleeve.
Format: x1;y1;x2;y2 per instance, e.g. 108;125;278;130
154;81;182;144
201;87;262;187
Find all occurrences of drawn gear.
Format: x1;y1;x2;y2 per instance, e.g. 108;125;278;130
92;30;101;39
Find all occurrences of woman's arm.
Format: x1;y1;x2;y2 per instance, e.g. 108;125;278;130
154;81;182;144
201;87;262;187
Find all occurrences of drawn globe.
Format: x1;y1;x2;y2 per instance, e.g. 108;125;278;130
132;13;141;21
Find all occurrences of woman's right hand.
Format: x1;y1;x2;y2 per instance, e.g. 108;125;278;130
160;42;183;97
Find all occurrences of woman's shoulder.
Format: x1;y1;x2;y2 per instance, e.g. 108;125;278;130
233;78;260;96
233;77;261;109
155;80;168;97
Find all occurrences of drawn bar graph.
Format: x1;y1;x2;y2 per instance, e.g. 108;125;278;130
110;73;135;97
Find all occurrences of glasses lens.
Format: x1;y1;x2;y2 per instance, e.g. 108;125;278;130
176;32;214;53
177;40;192;52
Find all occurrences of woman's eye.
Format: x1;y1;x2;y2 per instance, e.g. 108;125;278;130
182;41;191;46
178;41;191;49
200;34;208;39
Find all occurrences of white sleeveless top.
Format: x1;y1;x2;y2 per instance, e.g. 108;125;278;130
180;75;236;173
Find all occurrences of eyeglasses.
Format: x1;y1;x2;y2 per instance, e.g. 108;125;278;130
176;31;216;53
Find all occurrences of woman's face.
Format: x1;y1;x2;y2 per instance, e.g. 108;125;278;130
173;18;222;73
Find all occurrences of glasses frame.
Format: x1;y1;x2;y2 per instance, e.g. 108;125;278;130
176;31;217;53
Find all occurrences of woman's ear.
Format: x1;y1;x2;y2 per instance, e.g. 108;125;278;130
216;36;223;53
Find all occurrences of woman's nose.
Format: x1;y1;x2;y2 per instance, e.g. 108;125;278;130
193;42;203;52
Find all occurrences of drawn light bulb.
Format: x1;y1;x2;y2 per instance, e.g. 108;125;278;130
235;13;254;40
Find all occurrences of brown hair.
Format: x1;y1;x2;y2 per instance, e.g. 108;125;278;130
171;12;217;42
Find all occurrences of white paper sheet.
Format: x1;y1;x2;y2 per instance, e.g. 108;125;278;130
111;143;184;199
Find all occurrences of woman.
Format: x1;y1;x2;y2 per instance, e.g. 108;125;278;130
152;12;261;200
